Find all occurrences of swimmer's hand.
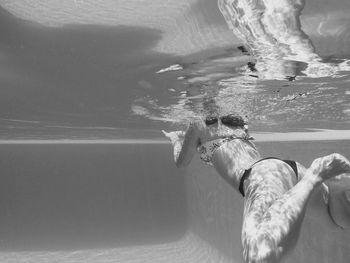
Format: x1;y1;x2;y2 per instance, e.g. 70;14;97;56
162;122;202;167
162;130;185;143
162;130;186;163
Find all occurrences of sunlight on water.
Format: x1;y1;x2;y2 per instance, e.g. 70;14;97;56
1;0;350;138
132;49;350;131
218;0;350;79
132;0;350;132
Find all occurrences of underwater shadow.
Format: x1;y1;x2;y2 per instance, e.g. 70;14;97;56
0;5;180;128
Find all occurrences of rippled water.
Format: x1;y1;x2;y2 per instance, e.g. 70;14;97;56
0;0;350;139
132;50;350;132
132;0;350;133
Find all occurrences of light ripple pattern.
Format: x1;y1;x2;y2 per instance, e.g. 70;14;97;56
0;232;233;263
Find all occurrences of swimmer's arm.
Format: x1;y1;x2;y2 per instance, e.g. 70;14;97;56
162;121;202;168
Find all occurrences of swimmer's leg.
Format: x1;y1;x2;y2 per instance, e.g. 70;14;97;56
241;153;350;263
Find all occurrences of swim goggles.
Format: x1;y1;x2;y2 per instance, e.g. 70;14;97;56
205;114;247;128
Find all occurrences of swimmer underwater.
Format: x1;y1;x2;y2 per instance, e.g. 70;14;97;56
162;115;350;263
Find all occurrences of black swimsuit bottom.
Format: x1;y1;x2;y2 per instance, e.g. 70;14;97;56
239;157;298;197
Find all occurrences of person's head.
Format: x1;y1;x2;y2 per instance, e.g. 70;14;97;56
204;114;259;165
203;114;252;141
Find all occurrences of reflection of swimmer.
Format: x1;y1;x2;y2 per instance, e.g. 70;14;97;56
218;0;350;79
163;115;350;263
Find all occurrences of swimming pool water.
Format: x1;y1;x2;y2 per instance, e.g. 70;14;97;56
0;0;349;262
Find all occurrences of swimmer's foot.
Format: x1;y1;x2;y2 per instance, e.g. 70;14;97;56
309;153;350;183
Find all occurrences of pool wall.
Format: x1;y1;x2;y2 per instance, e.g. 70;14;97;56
0;144;187;251
0;140;349;262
